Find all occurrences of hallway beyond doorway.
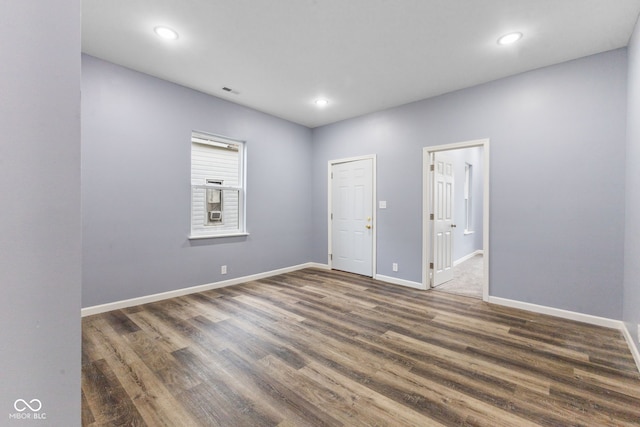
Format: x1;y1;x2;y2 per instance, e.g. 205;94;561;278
434;254;483;299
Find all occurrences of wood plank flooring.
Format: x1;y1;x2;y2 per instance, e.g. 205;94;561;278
82;268;640;426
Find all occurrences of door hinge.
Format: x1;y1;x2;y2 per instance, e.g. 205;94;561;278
430;164;434;172
331;172;333;179
331;213;333;220
430;213;434;220
330;254;333;260
429;262;434;269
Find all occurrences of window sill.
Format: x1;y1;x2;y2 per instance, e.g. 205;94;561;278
464;230;474;235
188;232;250;240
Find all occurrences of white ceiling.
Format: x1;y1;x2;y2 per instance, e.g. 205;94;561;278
82;0;640;128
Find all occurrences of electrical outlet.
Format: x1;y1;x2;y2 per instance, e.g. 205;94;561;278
221;265;227;275
392;263;398;272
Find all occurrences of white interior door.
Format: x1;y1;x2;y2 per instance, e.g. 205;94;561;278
331;158;373;276
432;152;455;286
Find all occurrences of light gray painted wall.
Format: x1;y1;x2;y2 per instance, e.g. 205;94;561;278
312;49;627;319
624;17;640;348
449;147;484;262
82;55;313;307
0;1;81;424
83;48;629;321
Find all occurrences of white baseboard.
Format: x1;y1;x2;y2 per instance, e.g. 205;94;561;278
81;262;329;317
490;296;640;374
81;263;639;375
621;323;640;373
454;249;484;266
487;296;621;329
375;274;426;290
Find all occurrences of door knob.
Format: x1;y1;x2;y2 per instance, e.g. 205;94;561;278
365;224;372;229
451;224;457;228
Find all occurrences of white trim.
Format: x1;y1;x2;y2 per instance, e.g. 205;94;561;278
490;296;640;374
621;323;640;373
81;258;640;375
453;249;483;267
327;154;377;277
188;232;250;240
81;262;329;317
427;139;489;152
488;296;622;329
192;130;244;146
375;274;425;290
423;139;490;302
422;150;430;289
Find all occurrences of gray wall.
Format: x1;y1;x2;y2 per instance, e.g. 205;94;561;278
624;17;640;349
83;48;630;321
312;49;627;319
82;55;313;307
0;1;81;425
449;147;484;262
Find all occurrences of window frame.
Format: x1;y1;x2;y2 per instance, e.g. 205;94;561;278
189;131;248;239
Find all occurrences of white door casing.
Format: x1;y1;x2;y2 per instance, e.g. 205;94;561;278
422;139;490;301
432;152;455;286
330;158;374;277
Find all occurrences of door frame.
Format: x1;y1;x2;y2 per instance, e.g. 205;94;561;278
422;139;490;301
328;154;377;277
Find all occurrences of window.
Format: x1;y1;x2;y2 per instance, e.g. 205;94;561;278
464;163;473;234
190;131;246;238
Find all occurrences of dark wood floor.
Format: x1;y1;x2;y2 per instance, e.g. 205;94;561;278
82;268;640;426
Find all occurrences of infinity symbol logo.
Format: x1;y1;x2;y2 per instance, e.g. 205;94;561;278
14;399;42;412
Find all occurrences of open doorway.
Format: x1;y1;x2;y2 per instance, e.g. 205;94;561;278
422;139;490;301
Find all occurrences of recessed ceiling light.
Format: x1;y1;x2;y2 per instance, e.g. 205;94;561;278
154;26;179;40
315;99;329;107
497;32;523;45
